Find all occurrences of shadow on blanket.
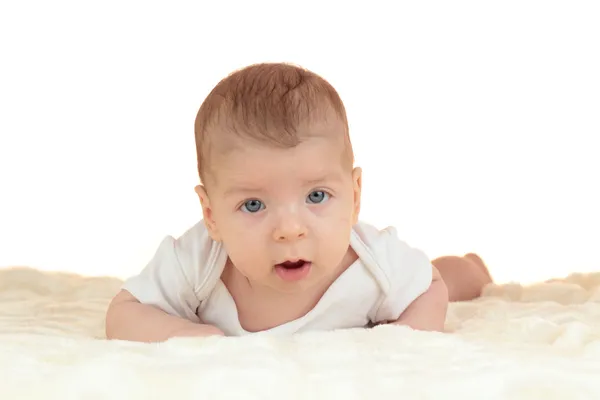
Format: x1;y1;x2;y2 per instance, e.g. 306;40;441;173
1;266;599;399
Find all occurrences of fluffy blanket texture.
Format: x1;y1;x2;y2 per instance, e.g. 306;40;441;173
1;267;599;399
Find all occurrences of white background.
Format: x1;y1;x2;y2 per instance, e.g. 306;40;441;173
1;1;598;284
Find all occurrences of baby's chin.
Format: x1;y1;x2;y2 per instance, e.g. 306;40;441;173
275;264;348;292
245;268;318;294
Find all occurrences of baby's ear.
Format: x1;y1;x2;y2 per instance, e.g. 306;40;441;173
194;185;221;241
351;167;362;224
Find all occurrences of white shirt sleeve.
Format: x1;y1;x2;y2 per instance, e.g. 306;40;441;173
121;222;220;323
366;226;433;323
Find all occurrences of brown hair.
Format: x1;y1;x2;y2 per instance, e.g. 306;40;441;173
194;62;353;183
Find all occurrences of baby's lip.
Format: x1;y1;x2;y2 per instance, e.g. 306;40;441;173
275;258;310;265
276;259;311;270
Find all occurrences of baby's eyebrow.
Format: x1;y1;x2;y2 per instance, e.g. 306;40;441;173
303;172;343;186
222;172;344;197
223;186;262;197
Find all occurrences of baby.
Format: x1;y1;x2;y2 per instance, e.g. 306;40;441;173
105;63;492;341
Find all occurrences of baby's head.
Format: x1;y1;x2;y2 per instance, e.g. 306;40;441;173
193;63;362;293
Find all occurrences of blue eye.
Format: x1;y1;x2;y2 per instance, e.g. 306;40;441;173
306;190;329;204
241;199;264;213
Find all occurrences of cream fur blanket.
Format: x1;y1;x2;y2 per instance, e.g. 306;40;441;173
1;267;599;399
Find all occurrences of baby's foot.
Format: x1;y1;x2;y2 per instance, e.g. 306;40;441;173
463;252;493;283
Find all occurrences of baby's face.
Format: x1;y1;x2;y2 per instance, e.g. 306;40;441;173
197;128;361;294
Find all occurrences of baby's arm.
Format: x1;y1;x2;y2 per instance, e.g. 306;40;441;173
390;266;449;332
105;290;224;342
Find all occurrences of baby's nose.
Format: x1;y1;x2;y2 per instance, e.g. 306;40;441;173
273;218;307;242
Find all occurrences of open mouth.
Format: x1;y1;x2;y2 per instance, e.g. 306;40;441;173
277;260;308;269
274;259;312;281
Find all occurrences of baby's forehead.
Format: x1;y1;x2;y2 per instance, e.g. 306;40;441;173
218;135;344;168
206;135;349;190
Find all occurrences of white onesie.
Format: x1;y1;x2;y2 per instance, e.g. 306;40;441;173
121;220;433;336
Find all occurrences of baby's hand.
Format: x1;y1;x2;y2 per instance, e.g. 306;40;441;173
169;323;225;339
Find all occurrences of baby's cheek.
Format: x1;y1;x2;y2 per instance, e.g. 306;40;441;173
321;227;351;262
228;235;267;263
